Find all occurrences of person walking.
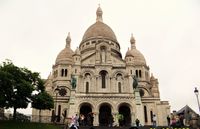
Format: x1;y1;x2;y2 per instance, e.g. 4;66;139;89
167;115;171;126
135;118;140;127
152;114;157;127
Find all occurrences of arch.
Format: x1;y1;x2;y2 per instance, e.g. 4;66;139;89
85;73;91;77
100;45;107;51
97;101;114;113
118;103;132;126
81;70;95;77
96;41;110;51
139;87;150;97
117;102;133;114
111;70;125;78
98;103;113;126
79;103;93;126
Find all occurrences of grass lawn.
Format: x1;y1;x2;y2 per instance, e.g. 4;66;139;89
0;121;61;129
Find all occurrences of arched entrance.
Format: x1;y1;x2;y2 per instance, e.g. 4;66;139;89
118;105;131;126
80;103;92;126
99;104;112;126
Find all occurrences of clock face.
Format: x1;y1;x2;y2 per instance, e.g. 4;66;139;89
59;88;67;96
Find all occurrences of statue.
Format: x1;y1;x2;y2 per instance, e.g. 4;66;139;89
132;75;138;89
71;75;77;89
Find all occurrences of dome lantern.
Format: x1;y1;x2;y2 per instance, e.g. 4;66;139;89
66;32;71;48
96;5;103;22
130;33;136;49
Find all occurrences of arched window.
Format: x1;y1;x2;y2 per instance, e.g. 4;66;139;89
51;110;55;122
144;106;148;122
118;82;121;93
139;70;142;78
100;70;107;88
86;82;89;93
64;69;68;77
130;70;132;74
57;105;61;122
61;69;64;77
63;109;67;118
136;70;138;77
150;111;153;122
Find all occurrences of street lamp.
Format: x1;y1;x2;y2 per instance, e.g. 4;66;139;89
55;87;60;121
194;87;200;114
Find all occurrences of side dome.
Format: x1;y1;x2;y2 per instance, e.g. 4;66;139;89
55;32;74;64
55;47;74;64
125;49;146;65
125;34;146;65
82;22;117;42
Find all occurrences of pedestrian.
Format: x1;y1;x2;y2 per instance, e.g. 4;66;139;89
80;114;85;126
135;118;140;127
152;114;157;127
167;115;170;126
75;114;79;128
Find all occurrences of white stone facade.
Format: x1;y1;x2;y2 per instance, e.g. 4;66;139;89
32;6;170;126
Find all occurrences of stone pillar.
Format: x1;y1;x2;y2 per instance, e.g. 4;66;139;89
134;88;144;125
94;112;99;126
131;112;135;125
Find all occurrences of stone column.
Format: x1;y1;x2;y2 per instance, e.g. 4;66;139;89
131;112;135;126
94;112;99;126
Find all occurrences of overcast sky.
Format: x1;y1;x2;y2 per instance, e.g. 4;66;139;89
1;0;200;114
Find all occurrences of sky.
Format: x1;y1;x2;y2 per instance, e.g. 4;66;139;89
0;0;200;115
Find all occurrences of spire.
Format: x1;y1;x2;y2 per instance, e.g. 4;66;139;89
96;4;103;22
130;33;136;49
66;32;71;48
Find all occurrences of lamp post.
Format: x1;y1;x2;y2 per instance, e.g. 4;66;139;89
194;87;200;114
55;87;60;121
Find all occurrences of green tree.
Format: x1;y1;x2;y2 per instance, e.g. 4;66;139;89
0;60;45;120
32;91;54;122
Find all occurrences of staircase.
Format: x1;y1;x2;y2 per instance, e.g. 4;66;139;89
60;125;193;129
79;126;168;129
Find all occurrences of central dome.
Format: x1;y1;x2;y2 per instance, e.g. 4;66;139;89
81;6;117;43
82;21;117;42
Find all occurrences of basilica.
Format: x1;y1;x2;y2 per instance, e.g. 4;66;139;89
32;6;170;126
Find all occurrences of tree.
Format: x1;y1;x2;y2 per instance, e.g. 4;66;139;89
0;60;45;120
32;91;54;122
